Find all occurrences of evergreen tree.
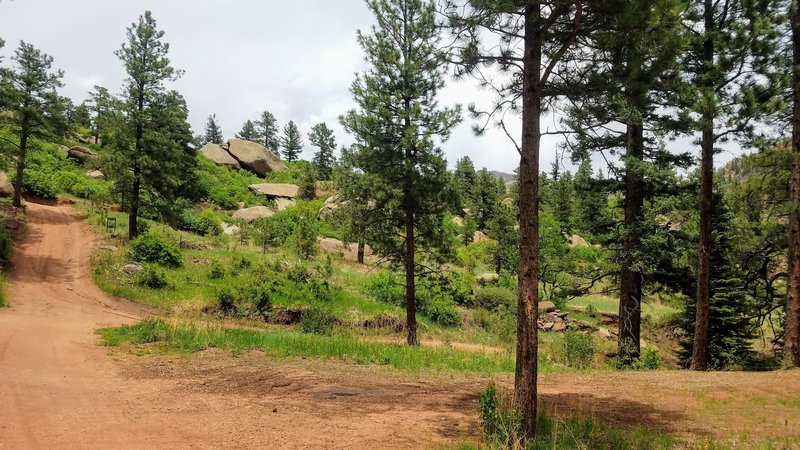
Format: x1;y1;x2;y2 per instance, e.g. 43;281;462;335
204;114;223;144
340;0;461;346
442;0;583;436
235;119;259;142
1;41;66;208
572;159;607;234
308;122;336;180
548;161;574;233
281;120;303;162
110;11;188;239
787;0;800;367
564;0;688;361
679;0;785;371
256;110;280;151
71;102;92;131
679;196;755;369
452;156;477;210
471;168;504;231
87;85;113;145
487;201;519;276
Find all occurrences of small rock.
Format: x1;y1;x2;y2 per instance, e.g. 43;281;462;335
86;170;104;179
476;273;499;285
538;301;556;313
121;263;143;276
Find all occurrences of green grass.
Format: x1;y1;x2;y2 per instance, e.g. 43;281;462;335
569;295;678;321
99;319;520;374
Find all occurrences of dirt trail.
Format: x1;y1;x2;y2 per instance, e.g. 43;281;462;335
0;202;481;449
1;202;798;449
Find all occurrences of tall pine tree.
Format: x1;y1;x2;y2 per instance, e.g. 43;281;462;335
111;11;188;239
235;119;259;141
308;122;336;180
1;42;66;208
442;0;583;437
204;113;223;144
564;0;688;361
340;0;461;346
680;0;785;371
281;120;303;162
256;110;280;151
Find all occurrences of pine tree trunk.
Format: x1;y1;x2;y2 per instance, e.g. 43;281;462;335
515;0;541;439
12;123;29;209
692;0;714;371
128;173;140;240
786;1;800;368
357;241;365;264
404;206;418;346
619;123;644;360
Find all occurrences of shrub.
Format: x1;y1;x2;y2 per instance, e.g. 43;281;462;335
367;270;460;327
134;265;169;289
208;262;225;279
300;307;335;335
309;277;334;302
24;169;58;198
473;287;516;311
197;208;222;236
478;383;523;447
585;304;598;318
632;347;663;371
217;280;274;317
129;233;182;267
425;299;461;327
0;226;11;264
561;331;594;369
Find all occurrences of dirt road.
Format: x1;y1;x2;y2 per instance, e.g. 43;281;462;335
0;203;482;449
1;202;798;449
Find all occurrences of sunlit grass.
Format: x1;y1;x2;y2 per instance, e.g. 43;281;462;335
99;319;524;374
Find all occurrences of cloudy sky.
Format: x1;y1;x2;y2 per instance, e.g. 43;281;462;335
0;0;534;172
1;0;740;175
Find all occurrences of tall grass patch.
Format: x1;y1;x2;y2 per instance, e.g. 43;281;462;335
99;319;517;374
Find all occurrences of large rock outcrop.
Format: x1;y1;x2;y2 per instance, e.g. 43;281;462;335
0;172;14;198
249;183;299;199
232;206;274;223
318;196;339;219
319;237;373;261
223;139;287;177
67;146;98;165
199;143;241;170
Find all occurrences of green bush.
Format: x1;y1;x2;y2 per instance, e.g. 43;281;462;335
208;262;225;279
585;304;598;318
561;331;594;369
134;265;169;289
425;298;461;327
0;226;11;264
217;273;277;317
300;307;335;335
24;169;58;198
129;232;182;267
474;287;516;311
632;347;663;371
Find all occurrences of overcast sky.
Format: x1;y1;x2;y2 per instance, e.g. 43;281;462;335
1;1;745;175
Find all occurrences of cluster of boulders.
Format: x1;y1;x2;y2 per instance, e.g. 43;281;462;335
200;139;287;177
67;146;99;165
538;309;596;333
318;237;373;262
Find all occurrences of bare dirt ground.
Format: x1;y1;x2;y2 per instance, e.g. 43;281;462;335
0;202;798;449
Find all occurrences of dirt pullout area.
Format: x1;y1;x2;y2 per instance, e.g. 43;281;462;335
0;202;482;450
1;202;798;449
